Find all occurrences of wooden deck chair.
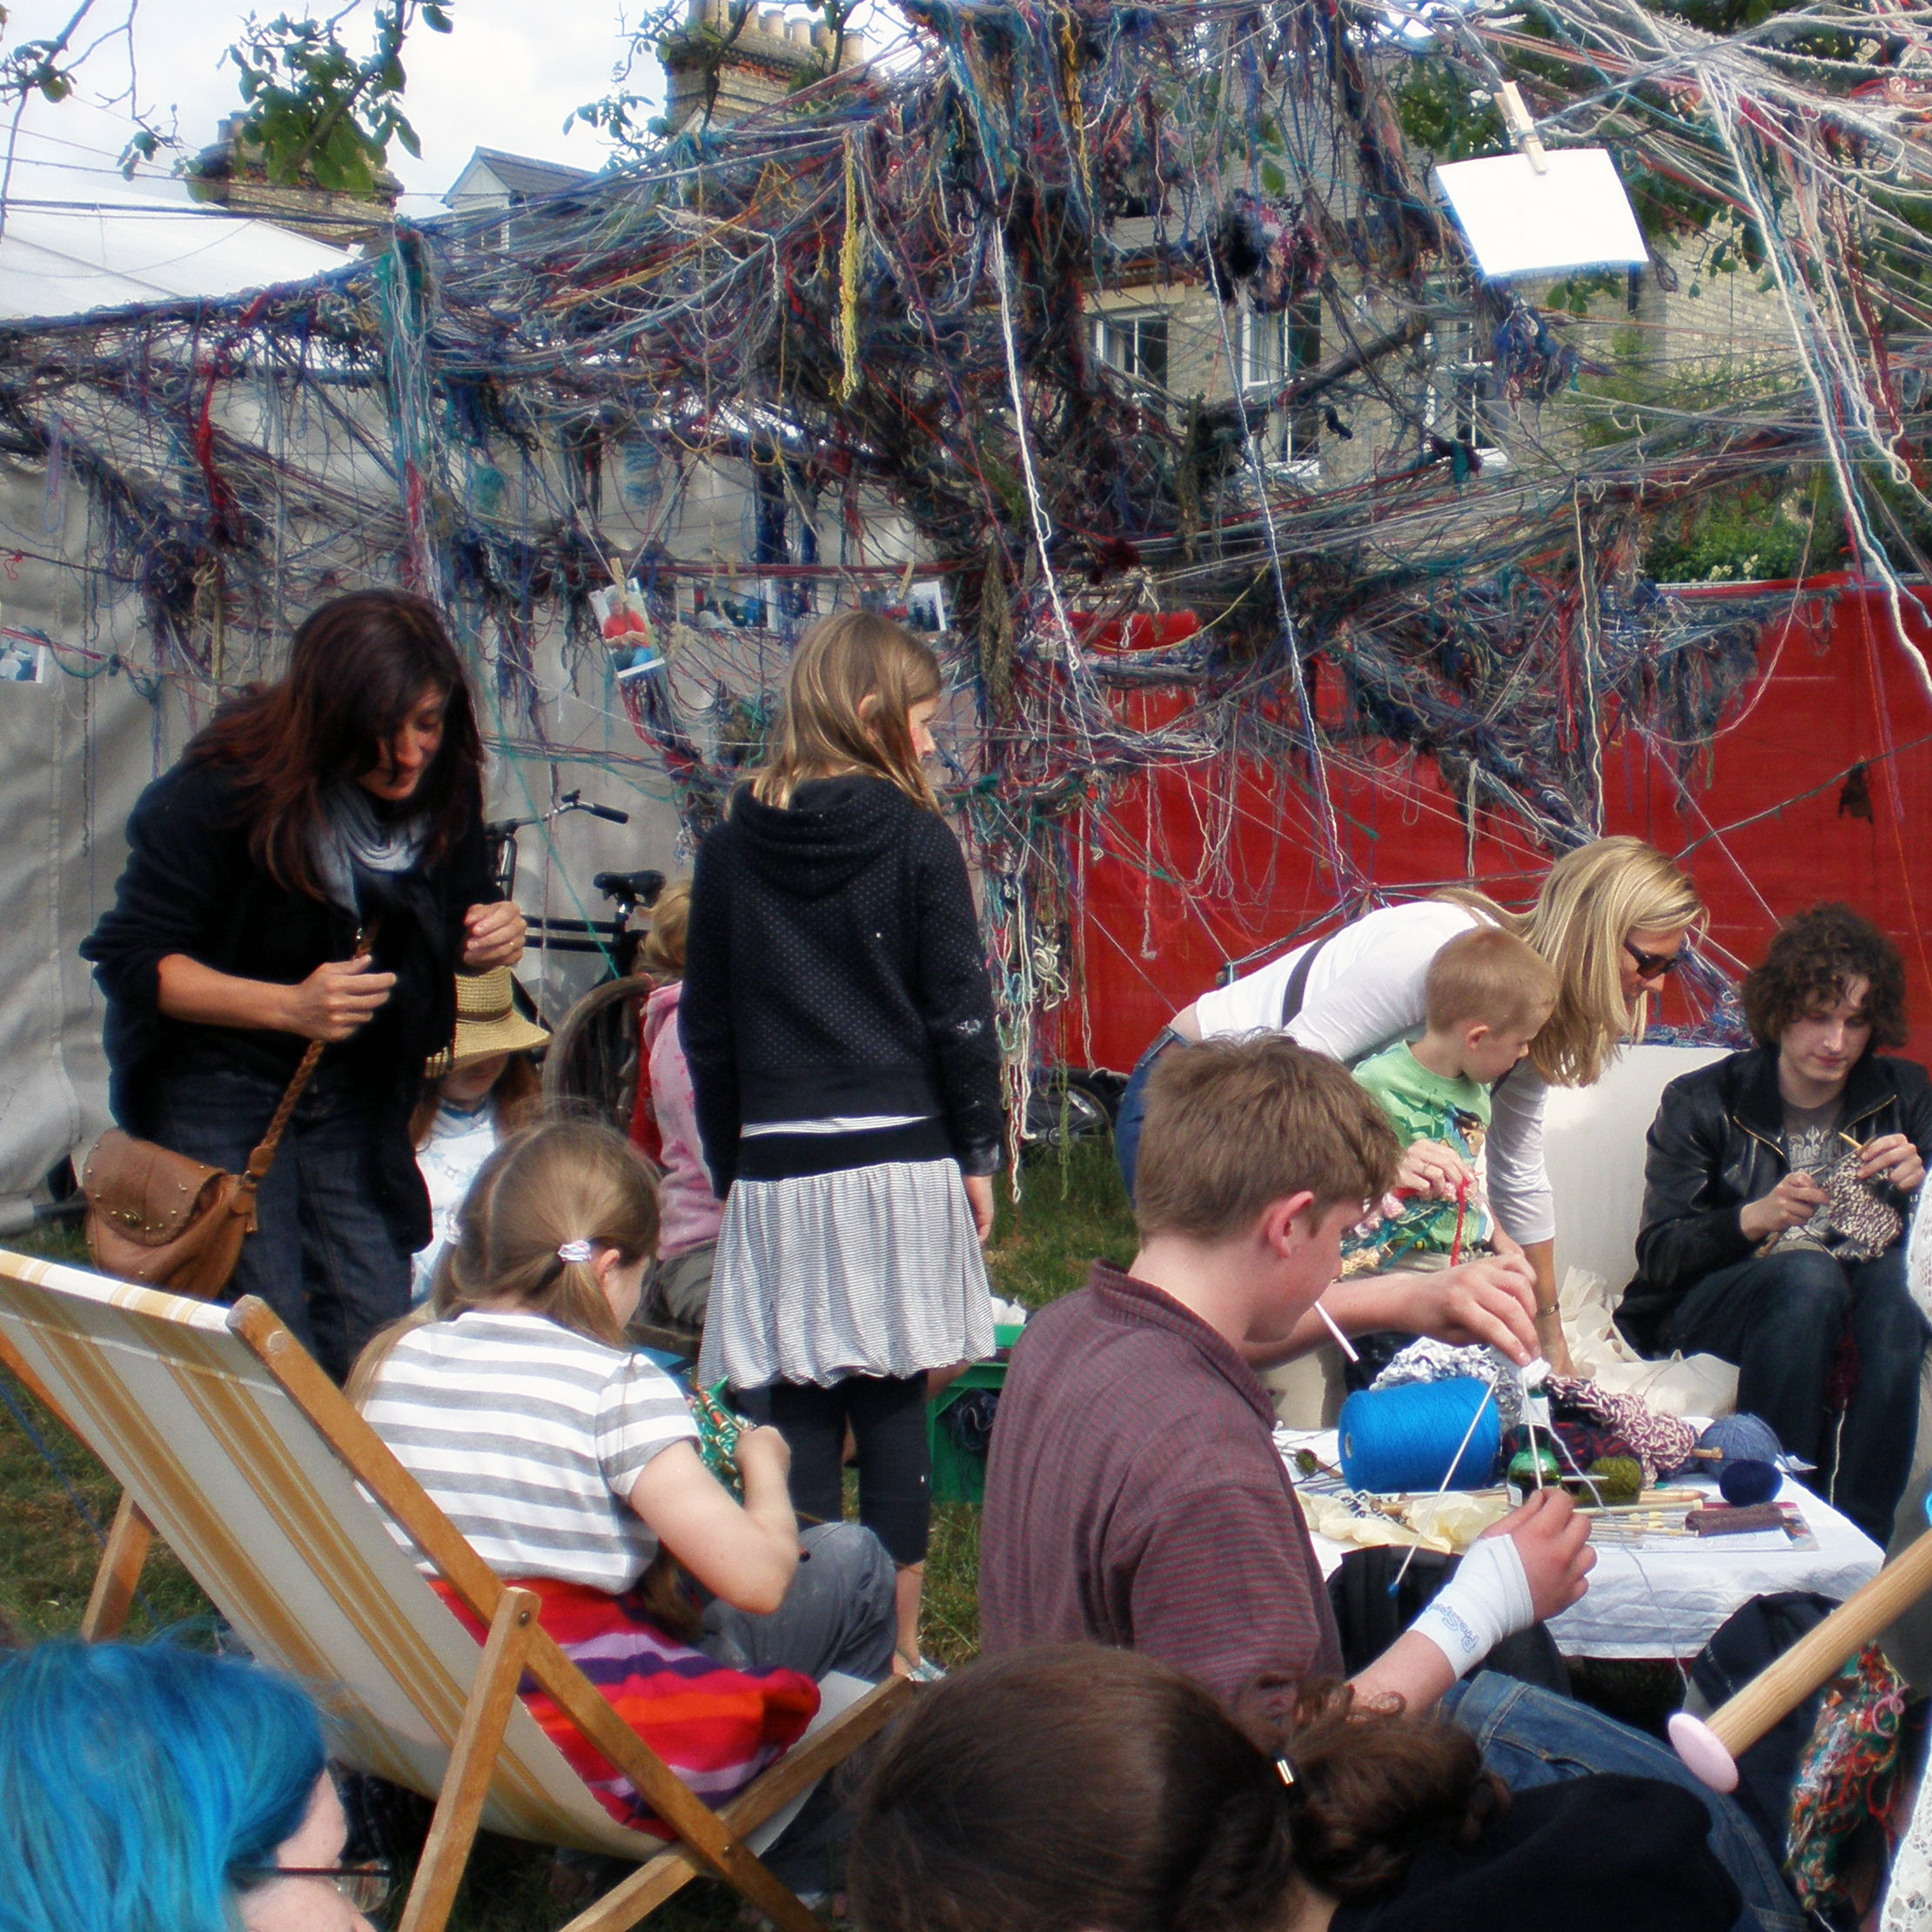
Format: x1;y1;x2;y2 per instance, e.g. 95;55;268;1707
0;1247;909;1932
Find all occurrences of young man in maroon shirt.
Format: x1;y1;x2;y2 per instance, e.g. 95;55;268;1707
980;1034;1801;1930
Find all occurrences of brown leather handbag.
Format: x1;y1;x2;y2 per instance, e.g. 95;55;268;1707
82;1038;325;1301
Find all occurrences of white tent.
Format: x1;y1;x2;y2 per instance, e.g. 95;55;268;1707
0;202;349;1230
0;202;349;319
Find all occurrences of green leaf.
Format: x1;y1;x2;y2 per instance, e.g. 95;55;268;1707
1260;159;1286;196
395;119;421;158
422;3;453;29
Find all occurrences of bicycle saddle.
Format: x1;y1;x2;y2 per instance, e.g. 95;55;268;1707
593;869;666;907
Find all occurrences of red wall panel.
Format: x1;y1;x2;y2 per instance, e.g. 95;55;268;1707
1059;579;1932;1071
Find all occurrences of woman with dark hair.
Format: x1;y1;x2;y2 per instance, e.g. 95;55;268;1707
1620;902;1932;1541
83;589;523;1379
846;1647;1739;1932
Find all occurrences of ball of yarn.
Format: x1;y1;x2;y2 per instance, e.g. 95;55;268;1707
1719;1459;1781;1506
1583;1455;1643;1505
1509;1446;1563;1490
1339;1379;1501;1493
1697;1413;1785;1471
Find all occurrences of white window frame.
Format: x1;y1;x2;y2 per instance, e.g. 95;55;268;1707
1423;320;1511;470
1091;308;1171;390
1238;307;1321;476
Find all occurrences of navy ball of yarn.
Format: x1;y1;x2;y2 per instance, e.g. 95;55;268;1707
1697;1413;1784;1470
1718;1459;1781;1506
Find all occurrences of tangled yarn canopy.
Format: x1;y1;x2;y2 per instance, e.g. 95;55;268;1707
3;0;1928;1094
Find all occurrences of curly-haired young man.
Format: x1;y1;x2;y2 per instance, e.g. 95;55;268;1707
1620;903;1932;1541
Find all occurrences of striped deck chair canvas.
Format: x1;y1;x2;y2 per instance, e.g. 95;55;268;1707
0;1248;908;1932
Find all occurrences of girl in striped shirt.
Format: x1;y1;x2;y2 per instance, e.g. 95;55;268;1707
352;1119;895;1835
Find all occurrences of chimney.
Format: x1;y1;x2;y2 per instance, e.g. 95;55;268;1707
188;114;400;249
663;3;869;132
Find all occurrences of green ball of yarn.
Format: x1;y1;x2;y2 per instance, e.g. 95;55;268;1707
1508;1446;1562;1488
1583;1455;1643;1505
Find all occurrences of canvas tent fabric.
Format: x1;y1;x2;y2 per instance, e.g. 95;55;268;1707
0;201;342;1226
0;203;346;321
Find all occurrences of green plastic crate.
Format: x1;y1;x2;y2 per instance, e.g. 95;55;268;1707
927;1325;1023;1505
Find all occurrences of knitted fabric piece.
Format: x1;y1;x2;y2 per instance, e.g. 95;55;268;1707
1788;1646;1909;1915
1545;1376;1701;1486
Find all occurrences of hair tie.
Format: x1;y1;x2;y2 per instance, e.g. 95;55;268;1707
1274;1754;1301;1794
557;1239;594;1265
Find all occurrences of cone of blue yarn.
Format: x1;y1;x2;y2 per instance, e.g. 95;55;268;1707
1339;1378;1501;1493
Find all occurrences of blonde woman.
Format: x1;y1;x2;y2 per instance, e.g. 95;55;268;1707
682;611;1001;1676
1115;838;1704;1365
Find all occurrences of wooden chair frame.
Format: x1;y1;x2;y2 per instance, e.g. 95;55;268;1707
0;1291;907;1932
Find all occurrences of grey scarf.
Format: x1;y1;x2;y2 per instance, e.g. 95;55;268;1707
311;778;430;915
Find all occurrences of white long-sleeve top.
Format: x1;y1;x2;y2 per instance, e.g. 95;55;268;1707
1191;900;1556;1245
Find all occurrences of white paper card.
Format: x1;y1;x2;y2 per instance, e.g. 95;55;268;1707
1434;147;1648;279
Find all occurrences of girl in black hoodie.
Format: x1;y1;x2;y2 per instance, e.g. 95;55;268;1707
683;611;1002;1674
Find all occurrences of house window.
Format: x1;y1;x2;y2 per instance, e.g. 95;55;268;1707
1424;319;1509;466
1092;310;1169;389
1239;300;1322;462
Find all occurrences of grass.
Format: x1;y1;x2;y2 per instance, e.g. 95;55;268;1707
0;1137;1137;1929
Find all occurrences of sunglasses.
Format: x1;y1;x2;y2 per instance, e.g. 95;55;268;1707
234;1863;393;1913
1624;940;1683;982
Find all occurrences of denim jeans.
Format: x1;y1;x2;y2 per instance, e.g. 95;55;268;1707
698;1522;896;1683
1114;1027;1184;1198
1661;1243;1926;1543
147;1065;413;1383
1443;1672;1802;1932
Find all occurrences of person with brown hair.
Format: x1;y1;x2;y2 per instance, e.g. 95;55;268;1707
1116;836;1705;1363
978;1033;1802;1929
1621;902;1932;1541
846;1647;1740;1932
634;880;726;1332
683;609;1002;1674
982;1033;1592;1713
82;589;524;1380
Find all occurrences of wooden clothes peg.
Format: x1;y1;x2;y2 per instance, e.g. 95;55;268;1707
1492;83;1549;175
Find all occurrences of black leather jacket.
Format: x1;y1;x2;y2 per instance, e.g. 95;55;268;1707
1618;1045;1932;1347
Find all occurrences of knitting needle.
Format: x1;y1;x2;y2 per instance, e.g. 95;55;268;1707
1313;1298;1359;1363
1385;1379;1497;1597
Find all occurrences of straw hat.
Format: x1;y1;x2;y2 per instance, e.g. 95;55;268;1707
428;967;551;1075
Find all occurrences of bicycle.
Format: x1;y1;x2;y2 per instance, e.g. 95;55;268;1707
540;870;668;1134
485;791;666;1130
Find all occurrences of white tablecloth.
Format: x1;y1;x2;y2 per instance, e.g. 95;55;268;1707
1281;1429;1883;1660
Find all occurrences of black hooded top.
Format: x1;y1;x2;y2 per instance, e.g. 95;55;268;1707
681;775;1003;1191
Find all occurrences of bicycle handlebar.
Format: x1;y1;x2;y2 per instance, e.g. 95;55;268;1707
485;791;631;840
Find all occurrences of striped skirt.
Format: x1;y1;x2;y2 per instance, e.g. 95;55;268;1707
700;1154;994;1391
431;1576;818;1833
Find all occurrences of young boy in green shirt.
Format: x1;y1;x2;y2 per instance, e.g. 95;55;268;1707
1342;925;1559;1275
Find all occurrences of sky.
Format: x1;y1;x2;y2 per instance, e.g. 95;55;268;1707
0;0;663;214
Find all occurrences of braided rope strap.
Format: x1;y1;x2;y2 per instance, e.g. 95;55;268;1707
237;921;382;1204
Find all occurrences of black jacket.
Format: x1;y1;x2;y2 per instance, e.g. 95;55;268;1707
681;775;1003;1191
1332;1774;1737;1932
81;755;493;1238
1619;1044;1932;1344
